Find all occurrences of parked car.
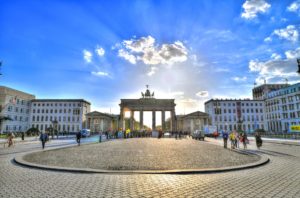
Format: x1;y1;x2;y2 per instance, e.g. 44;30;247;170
80;129;91;137
192;130;205;141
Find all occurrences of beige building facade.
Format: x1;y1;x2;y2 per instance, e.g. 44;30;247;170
177;111;209;133
0;86;35;133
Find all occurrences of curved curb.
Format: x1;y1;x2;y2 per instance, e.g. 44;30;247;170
14;150;269;174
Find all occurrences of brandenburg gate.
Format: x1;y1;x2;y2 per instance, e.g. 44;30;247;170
119;86;176;131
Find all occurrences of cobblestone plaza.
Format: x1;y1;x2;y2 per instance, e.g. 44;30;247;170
1;137;299;198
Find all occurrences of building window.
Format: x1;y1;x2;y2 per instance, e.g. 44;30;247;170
32;116;35;121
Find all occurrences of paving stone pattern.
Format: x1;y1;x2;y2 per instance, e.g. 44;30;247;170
23;139;260;170
0;138;300;197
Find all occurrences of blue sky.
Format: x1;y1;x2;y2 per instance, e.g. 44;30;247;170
1;0;300;114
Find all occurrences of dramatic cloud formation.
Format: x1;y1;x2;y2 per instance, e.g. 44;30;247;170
83;49;92;63
117;36;188;69
273;25;299;42
241;0;271;19
91;71;110;77
287;1;300;13
285;47;300;59
249;48;300;84
95;46;105;56
118;49;137;64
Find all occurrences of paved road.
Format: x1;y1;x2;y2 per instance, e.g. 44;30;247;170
0;137;299;198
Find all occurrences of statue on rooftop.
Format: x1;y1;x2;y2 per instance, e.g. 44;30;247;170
141;85;154;98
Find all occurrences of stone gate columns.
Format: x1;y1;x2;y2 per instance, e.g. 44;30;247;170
130;110;134;131
152;111;156;130
161;110;165;131
139;110;143;130
119;108;124;130
171;110;176;131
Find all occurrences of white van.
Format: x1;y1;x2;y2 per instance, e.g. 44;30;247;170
192;130;205;141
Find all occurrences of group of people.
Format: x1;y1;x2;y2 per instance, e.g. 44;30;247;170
222;130;263;149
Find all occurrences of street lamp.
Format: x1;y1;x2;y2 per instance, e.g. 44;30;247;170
297;59;300;74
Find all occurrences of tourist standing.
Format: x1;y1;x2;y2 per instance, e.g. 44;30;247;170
76;131;82;146
222;130;228;148
241;132;248;149
40;132;48;149
99;131;102;143
229;131;235;149
7;132;15;147
255;132;263;149
21;132;25;141
234;131;239;148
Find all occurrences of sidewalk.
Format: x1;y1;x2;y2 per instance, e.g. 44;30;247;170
206;136;300;148
0;135;77;144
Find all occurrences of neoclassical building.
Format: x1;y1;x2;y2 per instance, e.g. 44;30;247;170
177;111;209;133
86;111;118;132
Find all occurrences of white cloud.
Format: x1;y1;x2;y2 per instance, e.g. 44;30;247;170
118;49;137;64
264;36;272;42
273;25;299;42
241;0;271;19
285;47;300;59
270;53;282;60
147;67;158;76
83;49;92;63
196;91;209;98
231;76;248;82
95;46;105;56
117;36;188;66
249;48;300;83
287;1;300;12
91;71;110;77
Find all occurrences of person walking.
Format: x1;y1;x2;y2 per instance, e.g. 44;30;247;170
7;132;15;147
229;131;235;149
40;132;48;149
241;132;248;149
76;131;82;146
255;132;263;149
21;132;25;141
222;130;228;148
99;131;102;143
234;131;239;148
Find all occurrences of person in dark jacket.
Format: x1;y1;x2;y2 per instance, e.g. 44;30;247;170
222;130;229;148
40;132;48;149
255;132;262;149
76;131;82;146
